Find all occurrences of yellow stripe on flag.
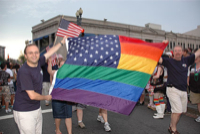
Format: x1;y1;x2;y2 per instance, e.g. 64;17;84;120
117;54;157;74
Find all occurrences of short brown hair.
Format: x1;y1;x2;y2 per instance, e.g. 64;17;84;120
24;44;39;54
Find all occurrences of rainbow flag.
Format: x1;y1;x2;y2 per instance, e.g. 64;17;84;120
51;35;168;115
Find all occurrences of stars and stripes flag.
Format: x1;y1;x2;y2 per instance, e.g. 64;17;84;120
50;35;168;115
46;46;57;66
56;19;84;38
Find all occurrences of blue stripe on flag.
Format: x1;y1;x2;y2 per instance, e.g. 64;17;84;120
54;78;143;102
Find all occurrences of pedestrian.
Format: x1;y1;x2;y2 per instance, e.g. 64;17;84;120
187;49;200;122
13;36;67;134
6;62;15;108
0;62;11;113
159;44;200;134
48;58;72;134
137;89;145;106
151;64;166;119
97;109;111;132
146;80;156;111
183;49;189;57
163;53;172;114
76;104;87;129
41;58;51;106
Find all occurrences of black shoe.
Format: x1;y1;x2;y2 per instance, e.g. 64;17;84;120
136;101;144;106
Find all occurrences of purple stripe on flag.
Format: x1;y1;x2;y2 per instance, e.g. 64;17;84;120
51;88;136;115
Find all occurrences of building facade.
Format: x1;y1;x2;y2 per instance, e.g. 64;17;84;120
0;45;5;60
32;15;200;57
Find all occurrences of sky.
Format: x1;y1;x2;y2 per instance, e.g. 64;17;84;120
0;0;200;59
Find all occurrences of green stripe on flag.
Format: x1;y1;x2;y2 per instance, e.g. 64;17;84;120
57;64;151;88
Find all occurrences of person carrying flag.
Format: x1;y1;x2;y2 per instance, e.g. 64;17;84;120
13;36;68;134
159;45;200;134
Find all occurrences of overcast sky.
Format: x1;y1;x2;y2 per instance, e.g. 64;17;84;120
0;0;200;59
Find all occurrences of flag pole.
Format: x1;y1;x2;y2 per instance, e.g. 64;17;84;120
54;15;64;46
52;15;65;62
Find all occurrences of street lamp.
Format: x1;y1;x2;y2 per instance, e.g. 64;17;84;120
76;8;83;26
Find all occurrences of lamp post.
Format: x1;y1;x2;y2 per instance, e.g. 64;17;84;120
76;8;83;26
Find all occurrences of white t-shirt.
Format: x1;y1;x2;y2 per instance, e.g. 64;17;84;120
163;67;168;83
6;68;13;85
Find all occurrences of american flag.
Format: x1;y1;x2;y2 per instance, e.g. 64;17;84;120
46;46;57;66
56;19;84;38
67;35;120;67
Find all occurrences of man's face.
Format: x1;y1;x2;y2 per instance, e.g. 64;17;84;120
183;51;187;56
173;46;183;60
25;45;40;65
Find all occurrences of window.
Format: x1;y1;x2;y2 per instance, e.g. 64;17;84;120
196;44;198;49
39;36;49;52
170;41;172;49
181;43;182;46
188;43;190;48
145;39;153;43
51;33;55;43
173;42;175;47
183;43;185;49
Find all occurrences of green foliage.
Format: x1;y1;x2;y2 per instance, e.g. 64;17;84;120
18;54;26;65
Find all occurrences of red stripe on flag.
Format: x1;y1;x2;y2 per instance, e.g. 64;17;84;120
56;20;83;38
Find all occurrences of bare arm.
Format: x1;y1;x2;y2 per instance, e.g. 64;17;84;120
26;90;52;101
47;58;56;76
153;66;162;79
159;57;163;64
195;49;200;59
158;40;168;64
187;76;190;86
44;36;68;60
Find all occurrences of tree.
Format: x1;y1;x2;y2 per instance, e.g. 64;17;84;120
18;51;26;65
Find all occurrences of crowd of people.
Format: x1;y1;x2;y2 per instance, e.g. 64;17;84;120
0;36;200;134
137;46;200;134
0;62;20;113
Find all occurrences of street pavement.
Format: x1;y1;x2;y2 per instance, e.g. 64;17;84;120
0;100;200;134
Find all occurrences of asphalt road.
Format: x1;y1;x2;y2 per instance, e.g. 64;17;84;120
0;100;199;134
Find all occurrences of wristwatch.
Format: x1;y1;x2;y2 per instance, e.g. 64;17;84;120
60;42;64;46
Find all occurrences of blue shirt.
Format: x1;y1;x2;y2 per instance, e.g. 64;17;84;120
13;56;45;111
162;54;195;92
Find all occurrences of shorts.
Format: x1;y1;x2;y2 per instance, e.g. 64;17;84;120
9;84;15;95
166;87;187;113
76;103;87;109
13;108;42;134
0;86;11;103
190;91;200;104
52;100;72;119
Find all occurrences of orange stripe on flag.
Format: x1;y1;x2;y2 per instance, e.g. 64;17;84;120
120;42;163;61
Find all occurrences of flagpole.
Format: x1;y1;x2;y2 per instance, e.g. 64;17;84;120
54;15;64;46
52;15;65;61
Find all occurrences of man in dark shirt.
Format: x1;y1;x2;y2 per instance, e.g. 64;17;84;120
13;36;67;134
0;62;11;113
159;45;200;134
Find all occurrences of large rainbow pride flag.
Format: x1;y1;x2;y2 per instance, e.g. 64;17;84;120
51;35;168;115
